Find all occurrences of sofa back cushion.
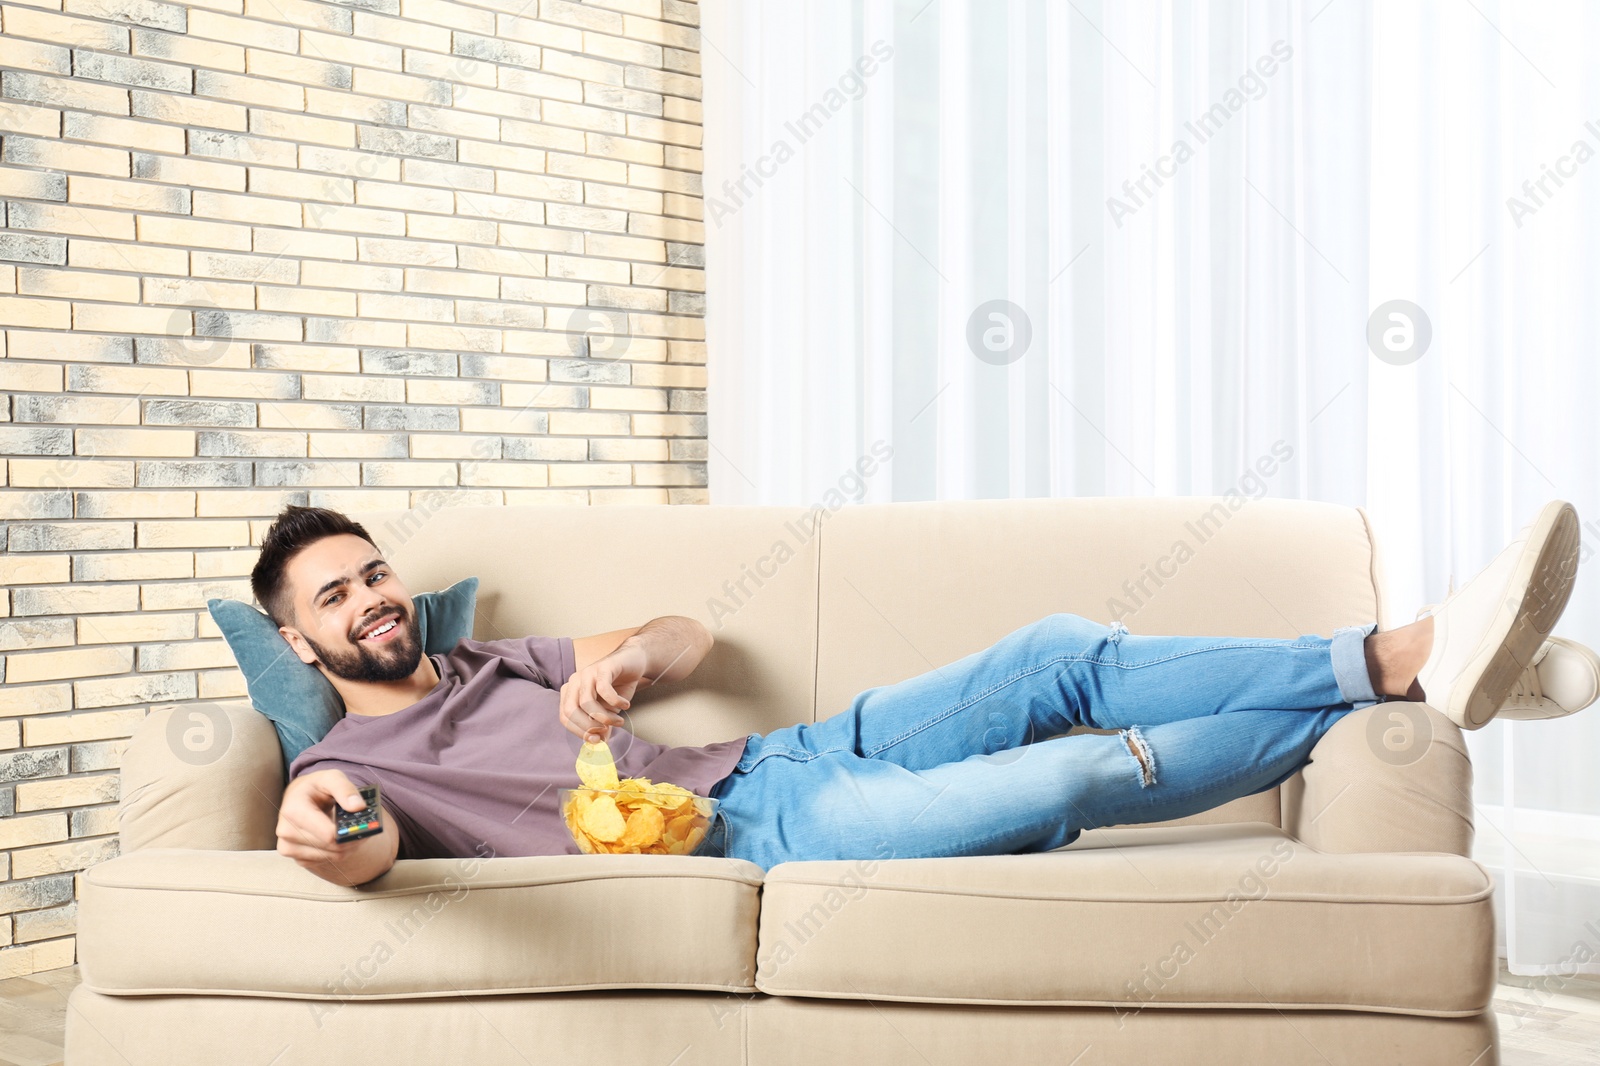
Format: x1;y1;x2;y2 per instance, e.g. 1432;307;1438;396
814;496;1384;830
363;503;821;749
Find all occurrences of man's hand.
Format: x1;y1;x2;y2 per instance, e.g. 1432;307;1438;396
560;642;648;743
277;769;396;887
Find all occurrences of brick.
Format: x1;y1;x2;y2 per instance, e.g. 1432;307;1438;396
361;461;456;487
0;490;71;520
67;0;188;33
137;520;249;548
255;460;359;487
72;552;191;582
13;395;140;426
360;349;455;376
406;378;499;406
189;11;298;55
400;157;494;191
68;238;188;276
0;167;67;202
66;174;189;213
10;201;137;242
252;344;357;373
244;51;352;91
18;269;139;303
253;287;353;318
410;433;500;460
302;147;402;183
143;400;256;427
16;584;141;617
140;579;250;612
74;302;191;335
134;336;252;369
7;139;132;186
77;613;193;644
349;67;451;106
131;89;246;131
259;403;361;430
135;459;251;487
132;151;247;192
136;641;235;672
459;353;548;382
356;126;456;159
136;215;252;252
298;29;395;69
188;128;297;168
0;428;72;455
189;247;300;283
459;406;549;434
363;405;457;431
131;28;243;72
193;310;302;342
248;109;356;150
0;34;69;76
194;489;304;517
73;50;192;93
142;277;254;310
195;70;304;110
0;618;75;653
0;99;63;138
74;490;194;519
302;375;404;403
2;71;130;115
6;648;133;685
8;458;133;489
306;432;406;459
303;88;406;127
0;235;66;266
252;227;357;263
0;685;71;719
75;428;194;457
196;430;306;457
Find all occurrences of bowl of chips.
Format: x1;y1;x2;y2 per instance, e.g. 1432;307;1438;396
559;780;716;856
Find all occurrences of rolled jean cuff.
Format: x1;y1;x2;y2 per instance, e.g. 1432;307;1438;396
1330;621;1381;707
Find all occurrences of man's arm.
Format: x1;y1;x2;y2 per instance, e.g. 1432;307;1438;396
560;616;713;742
606;615;713;685
277;769;400;887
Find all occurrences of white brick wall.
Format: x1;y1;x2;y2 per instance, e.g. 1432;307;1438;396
0;0;706;979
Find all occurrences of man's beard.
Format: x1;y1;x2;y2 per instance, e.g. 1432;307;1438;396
304;606;424;684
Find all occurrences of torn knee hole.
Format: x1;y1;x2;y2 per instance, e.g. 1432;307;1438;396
1122;726;1155;787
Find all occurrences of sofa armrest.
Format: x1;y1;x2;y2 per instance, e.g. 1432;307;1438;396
119;700;284;853
1282;704;1475;858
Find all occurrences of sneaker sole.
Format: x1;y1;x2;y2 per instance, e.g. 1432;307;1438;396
1454;502;1581;729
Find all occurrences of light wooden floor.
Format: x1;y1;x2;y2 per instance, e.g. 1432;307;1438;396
2;963;1598;1064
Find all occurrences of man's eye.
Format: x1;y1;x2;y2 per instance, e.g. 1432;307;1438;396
369;571;386;584
325;593;342;607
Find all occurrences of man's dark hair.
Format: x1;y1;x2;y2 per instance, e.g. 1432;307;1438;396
251;506;378;626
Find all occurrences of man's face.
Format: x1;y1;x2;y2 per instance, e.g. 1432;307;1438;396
280;534;424;684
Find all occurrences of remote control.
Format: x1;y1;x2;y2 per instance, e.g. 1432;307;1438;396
334;784;384;844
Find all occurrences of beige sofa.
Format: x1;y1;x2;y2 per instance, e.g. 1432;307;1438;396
69;497;1497;1065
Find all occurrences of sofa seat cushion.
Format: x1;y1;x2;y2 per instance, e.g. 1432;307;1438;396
79;850;764;997
754;823;1495;1015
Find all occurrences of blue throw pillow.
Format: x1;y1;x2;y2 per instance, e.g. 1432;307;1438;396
208;577;479;780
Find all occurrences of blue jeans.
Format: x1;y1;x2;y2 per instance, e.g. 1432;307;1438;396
700;613;1382;872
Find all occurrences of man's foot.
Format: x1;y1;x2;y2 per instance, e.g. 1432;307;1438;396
1412;501;1581;730
1416;603;1600;721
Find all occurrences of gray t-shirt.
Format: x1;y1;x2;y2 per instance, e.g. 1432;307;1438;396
287;635;749;860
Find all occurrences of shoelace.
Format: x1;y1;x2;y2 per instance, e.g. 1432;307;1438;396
1505;662;1546;706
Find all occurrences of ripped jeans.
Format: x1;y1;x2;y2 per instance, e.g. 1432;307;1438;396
700;613;1382;872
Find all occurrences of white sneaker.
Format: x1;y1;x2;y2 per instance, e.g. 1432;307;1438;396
1499;637;1600;720
1416;602;1600;722
1412;501;1581;730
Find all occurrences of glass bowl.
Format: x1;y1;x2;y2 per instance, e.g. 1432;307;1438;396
558;786;717;856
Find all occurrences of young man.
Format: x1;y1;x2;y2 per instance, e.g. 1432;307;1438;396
269;501;1591;886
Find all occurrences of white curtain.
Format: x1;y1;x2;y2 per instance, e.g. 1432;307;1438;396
701;0;1600;978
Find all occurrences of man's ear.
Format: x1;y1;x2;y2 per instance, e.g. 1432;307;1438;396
280;626;319;666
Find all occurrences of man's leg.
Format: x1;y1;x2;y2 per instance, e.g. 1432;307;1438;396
768;612;1390;773
705;706;1348;871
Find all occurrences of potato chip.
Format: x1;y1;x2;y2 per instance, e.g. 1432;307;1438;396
619;804;665;847
575;740;621;790
579;794;627;842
